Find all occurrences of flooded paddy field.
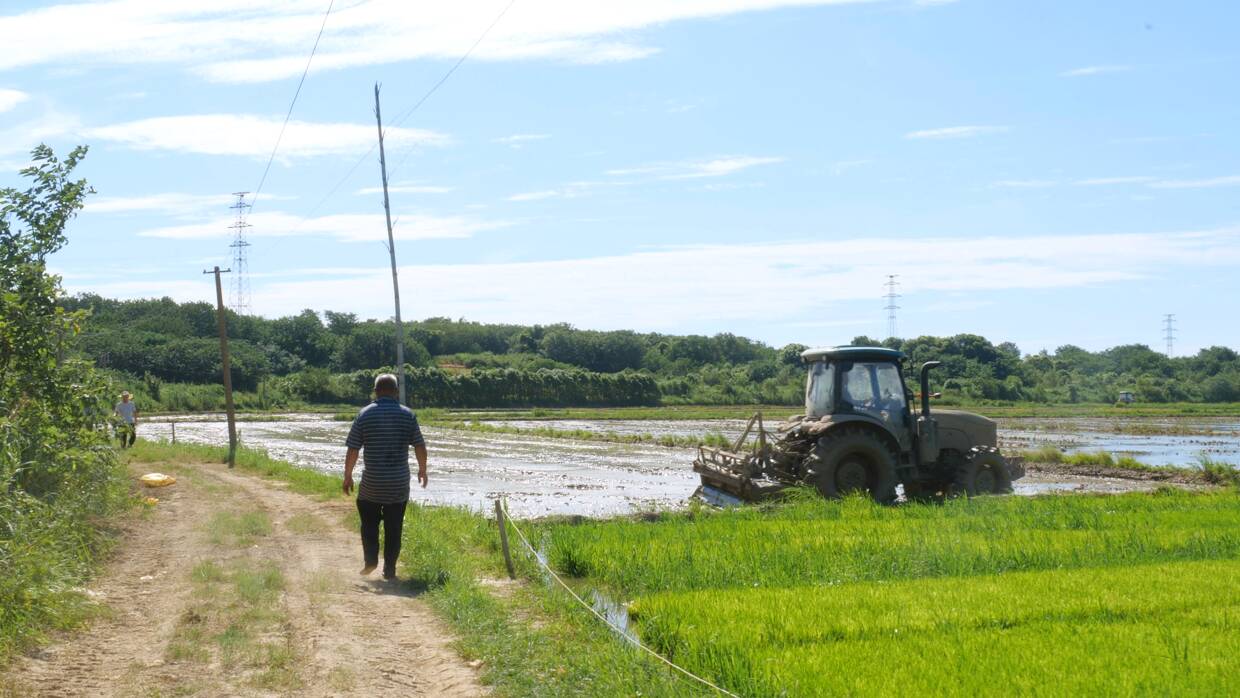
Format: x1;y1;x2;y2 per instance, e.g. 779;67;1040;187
142;416;697;518
491;415;1240;468
143;412;1237;517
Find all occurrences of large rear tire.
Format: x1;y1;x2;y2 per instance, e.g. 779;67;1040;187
809;427;898;503
954;447;1013;496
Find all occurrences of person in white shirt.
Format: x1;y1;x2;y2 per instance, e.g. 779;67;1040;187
114;391;138;448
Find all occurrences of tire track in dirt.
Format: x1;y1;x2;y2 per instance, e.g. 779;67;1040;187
3;461;486;697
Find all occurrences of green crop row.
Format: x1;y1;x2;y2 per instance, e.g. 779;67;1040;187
544;490;1240;595
630;559;1240;696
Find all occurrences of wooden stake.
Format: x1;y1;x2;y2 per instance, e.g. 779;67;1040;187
495;498;516;579
171;422;177;445
204;266;238;467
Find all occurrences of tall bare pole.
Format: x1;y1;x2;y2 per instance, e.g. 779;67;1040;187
374;83;407;405
204;266;238;467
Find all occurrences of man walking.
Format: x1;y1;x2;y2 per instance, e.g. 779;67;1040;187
114;391;138;448
343;373;429;580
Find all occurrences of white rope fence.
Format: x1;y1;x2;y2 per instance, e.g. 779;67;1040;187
499;499;742;698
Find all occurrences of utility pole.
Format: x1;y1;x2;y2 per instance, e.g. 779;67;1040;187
204;266;238;467
1163;314;1176;357
883;275;901;340
374;82;406;405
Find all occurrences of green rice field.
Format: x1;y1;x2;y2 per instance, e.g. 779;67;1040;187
538;490;1240;696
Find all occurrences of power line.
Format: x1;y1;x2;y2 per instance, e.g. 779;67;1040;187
1163;313;1176;356
302;0;518;219
387;0;518;178
883;274;901;339
251;0;336;214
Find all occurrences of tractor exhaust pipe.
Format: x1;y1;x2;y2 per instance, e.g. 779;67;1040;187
920;361;942;416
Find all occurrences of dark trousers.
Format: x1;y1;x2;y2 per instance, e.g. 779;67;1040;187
118;424;136;448
357;498;408;575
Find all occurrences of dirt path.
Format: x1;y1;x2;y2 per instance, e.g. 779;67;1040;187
3;461;486;697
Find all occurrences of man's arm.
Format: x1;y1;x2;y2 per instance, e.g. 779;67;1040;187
414;444;428;488
343;447;360;495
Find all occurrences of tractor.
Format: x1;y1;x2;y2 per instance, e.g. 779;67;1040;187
693;346;1025;503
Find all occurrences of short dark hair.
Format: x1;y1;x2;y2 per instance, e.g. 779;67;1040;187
373;373;399;394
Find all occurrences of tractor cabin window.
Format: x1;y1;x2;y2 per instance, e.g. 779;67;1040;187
805;362;835;417
841;362;906;424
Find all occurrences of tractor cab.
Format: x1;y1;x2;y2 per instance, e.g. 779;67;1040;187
802;346;911;420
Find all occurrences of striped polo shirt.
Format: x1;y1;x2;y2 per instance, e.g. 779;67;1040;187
345;397;425;504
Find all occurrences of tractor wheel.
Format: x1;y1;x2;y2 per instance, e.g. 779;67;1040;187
953;447;1013;497
809;428;898;503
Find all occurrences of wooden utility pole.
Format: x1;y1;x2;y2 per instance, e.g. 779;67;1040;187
204;266;238;467
374;82;407;406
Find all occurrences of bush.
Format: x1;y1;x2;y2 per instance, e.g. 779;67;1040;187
1;146;130;661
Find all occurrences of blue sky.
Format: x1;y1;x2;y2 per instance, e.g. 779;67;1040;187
2;0;1237;355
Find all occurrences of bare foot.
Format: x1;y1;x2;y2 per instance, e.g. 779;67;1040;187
360;563;377;576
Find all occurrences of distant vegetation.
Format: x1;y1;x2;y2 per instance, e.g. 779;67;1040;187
65;294;1240;411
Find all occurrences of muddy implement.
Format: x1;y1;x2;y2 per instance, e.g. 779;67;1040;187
693;347;1026;504
693;413;789;502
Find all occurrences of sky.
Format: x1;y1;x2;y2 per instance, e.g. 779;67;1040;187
2;0;1238;356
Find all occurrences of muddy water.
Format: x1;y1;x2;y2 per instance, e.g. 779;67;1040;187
141;413;1234;518
141;417;697;518
492;416;1240;468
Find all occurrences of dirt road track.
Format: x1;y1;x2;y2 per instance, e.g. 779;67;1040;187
3;461;486;697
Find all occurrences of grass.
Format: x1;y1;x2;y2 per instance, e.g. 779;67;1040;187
127;440;344;500
1018;446;1163;471
206;510;272;547
632;560;1240;696
167;555;300;691
1195;454;1240;485
0;452;129;666
532;489;1240;695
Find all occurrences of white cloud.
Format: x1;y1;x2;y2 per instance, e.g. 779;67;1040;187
84;114;448;159
1061;65;1132;77
0;88;28;113
904;125;1009;140
355;183;454;196
0;109;81;158
507;190;561;202
506;180;602;201
991;179;1057;189
0;1;875;83
1075;176;1155;186
607;156;784;179
493;133;550;148
93;227;1239;327
1148;175;1240;190
85;192;291;216
135;210;508;243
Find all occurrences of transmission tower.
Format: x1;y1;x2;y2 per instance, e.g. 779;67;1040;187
883;275;901;339
1163;313;1176;357
228;192;252;315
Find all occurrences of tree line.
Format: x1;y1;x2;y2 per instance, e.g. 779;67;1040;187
63;294;1240;408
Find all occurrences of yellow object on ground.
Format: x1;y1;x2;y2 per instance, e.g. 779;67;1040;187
139;473;176;488
143;497;159;505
